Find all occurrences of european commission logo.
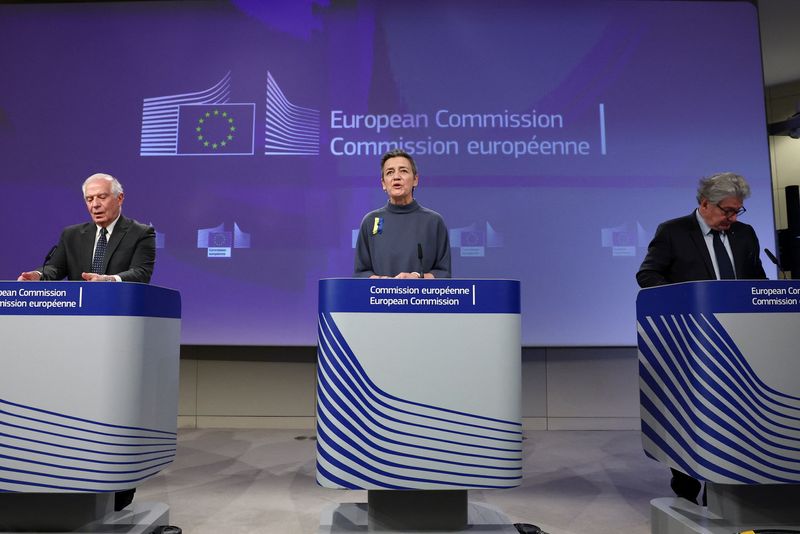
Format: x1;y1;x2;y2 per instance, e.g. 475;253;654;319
600;221;648;257
450;221;504;257
177;104;255;155
139;71;319;156
197;222;251;258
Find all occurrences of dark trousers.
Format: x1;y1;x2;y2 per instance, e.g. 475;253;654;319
670;468;703;504
114;488;136;511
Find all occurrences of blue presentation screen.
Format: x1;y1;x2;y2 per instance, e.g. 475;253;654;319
0;0;773;345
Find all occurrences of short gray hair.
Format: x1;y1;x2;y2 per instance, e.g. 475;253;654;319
696;172;751;204
82;173;124;197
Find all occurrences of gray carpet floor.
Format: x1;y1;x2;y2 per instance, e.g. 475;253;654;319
137;429;668;534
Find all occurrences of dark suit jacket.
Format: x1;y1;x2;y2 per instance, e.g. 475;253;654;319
636;211;766;288
40;215;156;283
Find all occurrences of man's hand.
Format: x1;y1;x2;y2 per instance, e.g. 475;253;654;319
395;272;422;279
17;271;41;281
81;272;117;282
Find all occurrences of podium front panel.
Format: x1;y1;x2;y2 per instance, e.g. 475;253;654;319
637;280;800;484
0;282;181;493
316;278;522;490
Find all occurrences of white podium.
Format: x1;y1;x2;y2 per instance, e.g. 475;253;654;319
316;278;521;532
0;282;181;533
638;280;800;533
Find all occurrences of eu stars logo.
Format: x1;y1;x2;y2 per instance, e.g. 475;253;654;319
450;221;503;257
140;71;318;157
177;104;255;155
196;109;236;150
197;222;251;258
600;222;648;257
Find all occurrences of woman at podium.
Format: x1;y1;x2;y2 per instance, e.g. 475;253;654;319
354;149;451;279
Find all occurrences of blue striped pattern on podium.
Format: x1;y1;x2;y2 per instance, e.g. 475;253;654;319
0;399;176;492
638;312;800;484
316;312;522;490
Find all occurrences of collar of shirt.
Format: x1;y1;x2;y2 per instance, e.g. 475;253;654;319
386;199;420;214
695;208;714;237
96;215;121;240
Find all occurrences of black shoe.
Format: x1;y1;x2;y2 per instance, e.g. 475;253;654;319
514;524;544;534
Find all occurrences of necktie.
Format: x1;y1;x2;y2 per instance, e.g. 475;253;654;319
711;230;735;280
91;228;108;274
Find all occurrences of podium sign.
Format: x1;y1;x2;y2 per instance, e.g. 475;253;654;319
316;278;522;490
637;280;800;484
0;282;181;493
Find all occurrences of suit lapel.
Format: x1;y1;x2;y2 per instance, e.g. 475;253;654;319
103;216;129;272
80;223;96;273
687;213;716;279
728;225;745;278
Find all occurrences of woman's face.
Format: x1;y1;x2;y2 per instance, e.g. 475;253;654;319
381;156;418;205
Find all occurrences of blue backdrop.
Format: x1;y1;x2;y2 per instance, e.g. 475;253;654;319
0;0;774;345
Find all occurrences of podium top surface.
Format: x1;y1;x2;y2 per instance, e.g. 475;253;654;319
319;278;520;313
0;281;181;317
637;279;800;315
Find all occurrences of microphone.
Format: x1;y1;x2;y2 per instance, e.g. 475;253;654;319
417;243;424;279
765;248;786;279
34;245;58;281
764;248;780;268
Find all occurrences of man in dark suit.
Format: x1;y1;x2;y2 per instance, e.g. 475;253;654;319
16;172;153;511
17;173;155;283
637;172;767;504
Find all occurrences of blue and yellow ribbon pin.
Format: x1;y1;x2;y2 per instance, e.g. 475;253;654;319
372;217;384;235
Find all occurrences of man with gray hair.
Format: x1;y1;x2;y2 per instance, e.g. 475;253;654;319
17;172;155;283
637;172;766;288
636;172;767;503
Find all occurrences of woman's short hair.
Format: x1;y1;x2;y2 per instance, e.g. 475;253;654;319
380;149;417;177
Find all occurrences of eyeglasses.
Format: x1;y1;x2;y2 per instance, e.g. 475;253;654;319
716;203;746;218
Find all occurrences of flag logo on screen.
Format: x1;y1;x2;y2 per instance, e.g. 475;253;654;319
177;104;255;155
449;222;504;257
149;223;166;249
141;71;317;157
140;72;256;157
600;222;649;257
197;222;251;258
